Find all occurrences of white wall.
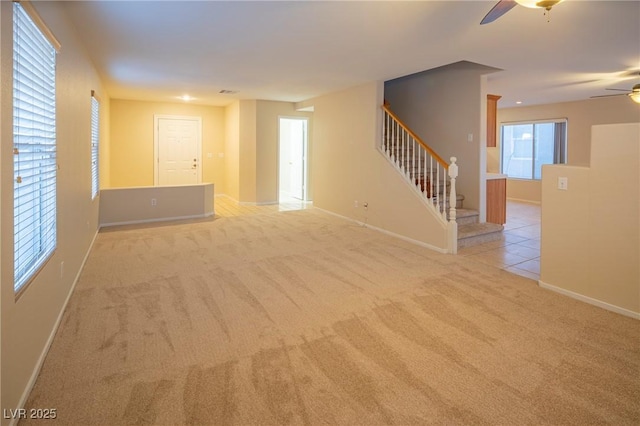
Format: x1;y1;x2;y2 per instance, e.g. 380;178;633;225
311;81;449;251
540;123;639;317
1;2;108;420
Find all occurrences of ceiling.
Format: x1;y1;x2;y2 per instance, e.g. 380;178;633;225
60;0;640;108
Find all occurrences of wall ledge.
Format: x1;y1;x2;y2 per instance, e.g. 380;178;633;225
539;280;640;320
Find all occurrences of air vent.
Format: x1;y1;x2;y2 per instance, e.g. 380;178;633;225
219;89;238;94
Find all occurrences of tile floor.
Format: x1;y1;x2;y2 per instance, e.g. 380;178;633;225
214;194;312;217
214;195;541;282
458;200;541;281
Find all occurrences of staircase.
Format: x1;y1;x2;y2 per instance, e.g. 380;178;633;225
382;103;503;251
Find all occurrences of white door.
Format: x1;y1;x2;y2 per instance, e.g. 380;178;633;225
279;118;307;200
155;116;201;186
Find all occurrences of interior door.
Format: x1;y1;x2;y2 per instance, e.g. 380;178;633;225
279;118;307;200
157;117;200;186
289;119;306;200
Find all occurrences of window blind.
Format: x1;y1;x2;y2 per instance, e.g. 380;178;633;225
91;93;99;199
13;1;57;292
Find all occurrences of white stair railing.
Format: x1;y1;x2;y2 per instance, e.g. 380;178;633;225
382;103;458;253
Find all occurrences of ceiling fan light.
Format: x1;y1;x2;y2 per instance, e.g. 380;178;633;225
629;84;640;104
515;0;564;9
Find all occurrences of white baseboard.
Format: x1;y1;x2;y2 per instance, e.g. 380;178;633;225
538;280;640;320
215;194;277;206
99;212;214;228
314;207;448;254
10;229;100;426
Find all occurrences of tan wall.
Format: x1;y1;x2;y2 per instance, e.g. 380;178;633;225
311;81;448;250
384;62;491;214
505;179;542;204
239;100;257;202
109;99;225;190
1;1;108;418
224;101;240;200
494;96;640;203
540;123;639;316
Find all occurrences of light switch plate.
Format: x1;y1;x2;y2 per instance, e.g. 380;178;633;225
558;177;568;190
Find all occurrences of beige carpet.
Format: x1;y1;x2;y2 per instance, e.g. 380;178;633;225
23;209;639;425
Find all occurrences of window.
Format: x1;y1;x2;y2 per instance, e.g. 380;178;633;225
13;2;58;292
91;92;99;199
501;119;567;180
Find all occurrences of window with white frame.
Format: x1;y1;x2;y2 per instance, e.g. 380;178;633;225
91;92;99;199
13;1;58;292
501;119;567;180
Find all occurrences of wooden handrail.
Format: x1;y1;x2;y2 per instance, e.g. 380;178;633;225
382;103;449;170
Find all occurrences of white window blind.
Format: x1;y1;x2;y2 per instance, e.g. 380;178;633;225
13;1;57;292
91;93;99;199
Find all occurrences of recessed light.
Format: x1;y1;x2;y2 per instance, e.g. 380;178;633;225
178;95;194;102
516;101;522;104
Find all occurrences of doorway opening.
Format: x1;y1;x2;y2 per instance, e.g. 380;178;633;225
278;117;308;202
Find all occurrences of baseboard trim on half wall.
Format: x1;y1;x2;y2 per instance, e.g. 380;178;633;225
538;280;640;320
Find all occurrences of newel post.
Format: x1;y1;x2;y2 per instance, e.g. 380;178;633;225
447;157;458;254
448;157;458;223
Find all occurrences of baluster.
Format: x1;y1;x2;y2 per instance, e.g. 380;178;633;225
415;140;420;191
401;129;405;172
424;152;428;199
436;161;441;214
441;165;446;217
383;112;388;154
427;156;431;201
391;120;396;163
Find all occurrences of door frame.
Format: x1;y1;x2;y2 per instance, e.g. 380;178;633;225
277;116;309;201
154;114;203;186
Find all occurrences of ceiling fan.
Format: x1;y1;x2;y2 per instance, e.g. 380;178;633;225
590;84;640;104
480;0;565;25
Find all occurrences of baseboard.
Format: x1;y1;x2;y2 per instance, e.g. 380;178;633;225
100;212;214;228
314;207;448;254
506;197;541;205
538;280;640;320
214;194;277;206
10;229;100;426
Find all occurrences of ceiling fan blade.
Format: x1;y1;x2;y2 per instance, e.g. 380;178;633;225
480;0;517;25
605;88;631;92
590;93;627;98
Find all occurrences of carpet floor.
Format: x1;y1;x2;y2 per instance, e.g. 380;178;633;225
23;209;639;425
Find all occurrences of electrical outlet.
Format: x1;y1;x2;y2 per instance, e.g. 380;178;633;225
354;200;358;208
363;202;368;210
151;198;157;206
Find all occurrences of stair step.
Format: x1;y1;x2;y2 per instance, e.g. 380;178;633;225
457;222;504;248
453;208;479;225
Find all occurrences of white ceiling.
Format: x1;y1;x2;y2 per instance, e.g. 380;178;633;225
60;0;640;108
